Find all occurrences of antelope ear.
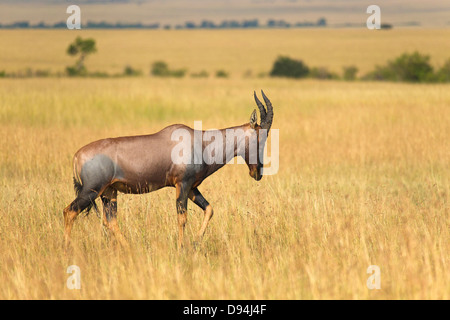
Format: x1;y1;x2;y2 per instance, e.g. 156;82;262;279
249;109;257;129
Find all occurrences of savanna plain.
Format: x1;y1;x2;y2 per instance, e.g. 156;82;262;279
0;29;448;299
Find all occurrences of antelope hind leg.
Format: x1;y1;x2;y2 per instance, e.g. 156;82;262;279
101;188;128;248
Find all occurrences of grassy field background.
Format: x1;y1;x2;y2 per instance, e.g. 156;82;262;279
0;29;449;299
2;29;450;76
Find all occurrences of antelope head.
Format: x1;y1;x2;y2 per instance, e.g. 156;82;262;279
244;90;274;181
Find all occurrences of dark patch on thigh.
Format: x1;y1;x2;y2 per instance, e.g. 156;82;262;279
69;191;98;212
80;154;122;193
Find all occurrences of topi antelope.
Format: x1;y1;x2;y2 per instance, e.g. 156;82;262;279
63;90;274;249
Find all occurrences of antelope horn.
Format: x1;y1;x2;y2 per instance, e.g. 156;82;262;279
254;91;267;123
260;90;273;131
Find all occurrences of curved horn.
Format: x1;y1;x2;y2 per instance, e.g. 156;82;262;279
254;91;267;123
260;90;273;131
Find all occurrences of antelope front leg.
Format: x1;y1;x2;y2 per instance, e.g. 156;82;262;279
189;188;214;243
176;183;189;249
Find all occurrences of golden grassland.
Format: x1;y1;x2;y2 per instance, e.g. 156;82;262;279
1;28;450;76
0;29;449;299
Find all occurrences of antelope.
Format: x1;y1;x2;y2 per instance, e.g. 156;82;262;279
63;90;274;249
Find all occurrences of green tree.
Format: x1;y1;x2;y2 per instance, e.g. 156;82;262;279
66;37;97;75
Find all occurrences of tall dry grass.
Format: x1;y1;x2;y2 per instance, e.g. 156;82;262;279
0;76;448;299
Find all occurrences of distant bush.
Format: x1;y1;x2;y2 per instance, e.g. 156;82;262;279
342;65;358;81
1;68;50;78
151;61;170;76
435;59;450;82
124;65;142;76
170;69;187;78
270;56;309;79
215;70;229;78
309;67;338;80
151;61;186;77
363;52;434;82
66;65;87;77
190;70;209;78
390;52;434;82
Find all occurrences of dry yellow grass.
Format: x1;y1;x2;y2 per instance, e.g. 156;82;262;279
0;30;449;300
